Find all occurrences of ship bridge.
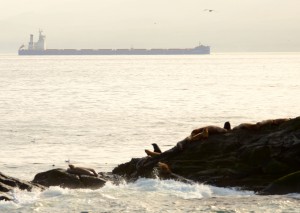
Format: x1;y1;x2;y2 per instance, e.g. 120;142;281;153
28;30;46;50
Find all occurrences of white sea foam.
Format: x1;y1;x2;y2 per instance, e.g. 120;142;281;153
100;178;254;200
209;185;254;197
39;186;69;198
287;193;300;199
0;176;299;212
128;178;212;199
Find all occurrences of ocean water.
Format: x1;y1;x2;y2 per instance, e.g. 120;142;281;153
0;53;300;212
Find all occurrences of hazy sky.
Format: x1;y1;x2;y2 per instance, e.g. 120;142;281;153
1;0;300;52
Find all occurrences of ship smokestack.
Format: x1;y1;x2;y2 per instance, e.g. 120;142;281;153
28;34;34;50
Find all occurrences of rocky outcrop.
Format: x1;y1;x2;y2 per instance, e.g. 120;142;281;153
113;117;300;193
0;172;45;201
1;117;300;201
32;169;106;189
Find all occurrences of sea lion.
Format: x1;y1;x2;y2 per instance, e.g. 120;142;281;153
67;164;98;177
188;128;209;142
152;143;162;153
224;121;231;131
233;118;290;131
232;123;258;131
145;149;161;157
191;124;228;136
157;162;195;184
256;118;291;128
158;162;172;174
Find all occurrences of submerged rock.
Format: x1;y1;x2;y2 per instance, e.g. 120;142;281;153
112;117;300;194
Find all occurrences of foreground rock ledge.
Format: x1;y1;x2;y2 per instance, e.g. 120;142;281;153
1;169;108;201
113;117;300;194
0;172;45;201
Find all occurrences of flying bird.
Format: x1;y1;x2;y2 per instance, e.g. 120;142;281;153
204;9;215;13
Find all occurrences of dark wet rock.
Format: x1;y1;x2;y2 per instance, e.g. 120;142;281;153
32;168;106;189
112;117;300;194
0;192;13;201
0;169;117;202
0;171;44;201
0;182;14;193
98;172;125;185
260;171;300;195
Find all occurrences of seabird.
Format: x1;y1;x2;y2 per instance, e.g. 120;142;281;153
204;9;215;12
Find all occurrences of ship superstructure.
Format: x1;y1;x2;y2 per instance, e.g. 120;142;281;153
19;31;210;55
21;30;46;51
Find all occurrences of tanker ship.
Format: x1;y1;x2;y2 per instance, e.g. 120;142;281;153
18;31;210;55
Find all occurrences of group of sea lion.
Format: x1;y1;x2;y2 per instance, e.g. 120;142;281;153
190;118;290;134
65;118;291;178
144;121;231;157
144;118;290;174
232;118;290;130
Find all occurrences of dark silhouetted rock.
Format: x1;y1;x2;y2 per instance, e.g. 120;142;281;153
112;117;300;194
0;192;13;201
0;169;118;202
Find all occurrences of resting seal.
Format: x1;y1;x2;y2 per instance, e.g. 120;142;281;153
67;164;98;177
191;122;230;136
232;123;258;130
158;162;172;174
233;118;290;131
157;162;195;184
256;118;290;128
188;128;209;142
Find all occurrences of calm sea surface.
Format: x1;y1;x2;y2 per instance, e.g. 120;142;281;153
0;53;300;212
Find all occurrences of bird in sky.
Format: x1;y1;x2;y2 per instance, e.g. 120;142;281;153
204;9;215;12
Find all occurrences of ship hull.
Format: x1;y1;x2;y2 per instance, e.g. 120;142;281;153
18;47;210;55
